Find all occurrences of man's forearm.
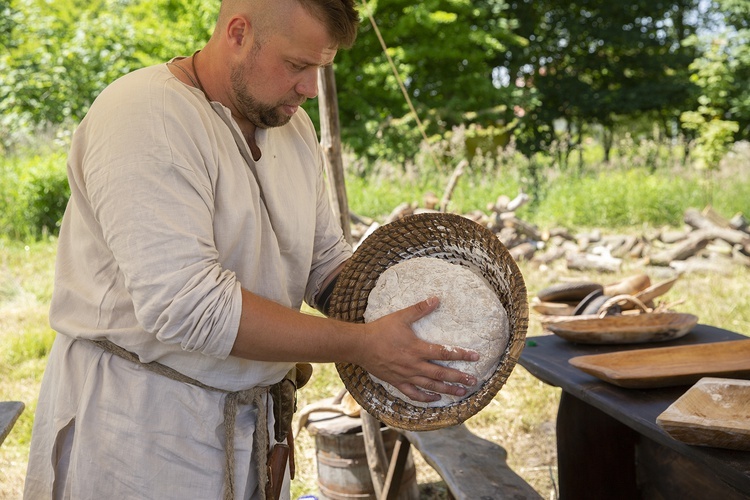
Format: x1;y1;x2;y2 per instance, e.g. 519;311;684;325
230;287;363;363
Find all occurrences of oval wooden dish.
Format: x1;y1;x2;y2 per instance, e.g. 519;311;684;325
546;312;698;345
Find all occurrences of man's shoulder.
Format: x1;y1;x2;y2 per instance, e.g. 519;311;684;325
97;64;171;102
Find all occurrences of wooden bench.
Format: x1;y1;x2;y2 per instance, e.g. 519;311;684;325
302;400;540;499
0;401;25;447
396;424;542;500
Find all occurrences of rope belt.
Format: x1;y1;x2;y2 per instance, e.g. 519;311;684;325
86;339;269;500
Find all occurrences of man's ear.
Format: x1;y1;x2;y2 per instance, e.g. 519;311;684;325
225;15;253;50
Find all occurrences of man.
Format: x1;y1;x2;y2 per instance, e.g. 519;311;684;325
24;1;479;499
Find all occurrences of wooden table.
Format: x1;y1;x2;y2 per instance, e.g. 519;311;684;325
518;324;750;500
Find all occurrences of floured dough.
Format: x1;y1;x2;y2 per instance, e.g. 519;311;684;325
364;256;510;407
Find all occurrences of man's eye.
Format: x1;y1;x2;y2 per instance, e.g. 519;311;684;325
290;63;305;71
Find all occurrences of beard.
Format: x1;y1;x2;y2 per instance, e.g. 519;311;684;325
230;63;302;129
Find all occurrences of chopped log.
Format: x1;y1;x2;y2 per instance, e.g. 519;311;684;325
648;228;713;265
487;194;511;214
349;211;374;226
684;207;737;231
701;205;732;229
509;241;536;261
506;192;530;212
533;245;567;264
566;252;622;273
610;235;638;259
660;229;690;244
596;234;637;259
704;239;734;256
423;191;439;210
576;229;602;250
629;240;646;259
650;226;750;265
732;247;750;267
730;213;749;233
463;209;489;225
497;227;524;248
384;202;416;224
439;160;467;212
711;227;750;252
669;256;737;276
543;227;576;242
499;213;542;240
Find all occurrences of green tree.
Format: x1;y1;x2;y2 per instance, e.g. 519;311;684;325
0;0;217;150
308;0;526;165
710;0;750;138
507;0;700;162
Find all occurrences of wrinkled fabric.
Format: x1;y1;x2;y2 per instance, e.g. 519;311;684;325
24;61;351;500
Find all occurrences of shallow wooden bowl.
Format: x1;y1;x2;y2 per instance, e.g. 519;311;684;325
657;377;750;451
546;312;698;344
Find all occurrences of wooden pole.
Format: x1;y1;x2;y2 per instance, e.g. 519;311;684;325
317;65;352;244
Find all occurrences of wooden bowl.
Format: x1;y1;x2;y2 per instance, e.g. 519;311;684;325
546;312;698;344
657;377;750;451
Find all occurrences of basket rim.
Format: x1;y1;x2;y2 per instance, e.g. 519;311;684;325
328;213;528;431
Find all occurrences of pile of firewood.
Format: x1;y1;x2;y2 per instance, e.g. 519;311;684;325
349;191;750;276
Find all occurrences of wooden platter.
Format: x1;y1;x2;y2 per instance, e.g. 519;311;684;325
657;377;750;451
546;312;698;345
568;338;750;388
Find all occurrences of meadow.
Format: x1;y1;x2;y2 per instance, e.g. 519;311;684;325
1;138;749;498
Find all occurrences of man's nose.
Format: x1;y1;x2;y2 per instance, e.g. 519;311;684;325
296;68;319;99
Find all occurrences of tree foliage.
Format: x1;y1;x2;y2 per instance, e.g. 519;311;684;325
0;0;216;150
0;0;747;167
506;0;701;160
308;0;526;165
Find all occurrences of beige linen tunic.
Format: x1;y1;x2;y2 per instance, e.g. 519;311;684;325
24;62;352;499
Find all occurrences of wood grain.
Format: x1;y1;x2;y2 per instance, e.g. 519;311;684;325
568;339;750;388
657;377;750;451
547;312;698;344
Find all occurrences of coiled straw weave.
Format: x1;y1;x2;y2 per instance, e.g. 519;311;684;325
329;213;529;431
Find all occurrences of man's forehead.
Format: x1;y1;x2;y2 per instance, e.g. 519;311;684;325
271;3;339;64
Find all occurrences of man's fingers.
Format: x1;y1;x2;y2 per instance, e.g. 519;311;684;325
400;296;439;323
395;384;441;403
426;362;478;388
431;343;480;362
394;376;472;403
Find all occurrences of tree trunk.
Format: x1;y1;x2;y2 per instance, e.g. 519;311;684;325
317;65;352;244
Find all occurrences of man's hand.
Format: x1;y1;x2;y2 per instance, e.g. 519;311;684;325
352;297;479;403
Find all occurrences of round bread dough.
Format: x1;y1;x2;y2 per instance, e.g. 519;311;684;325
364;256;510;407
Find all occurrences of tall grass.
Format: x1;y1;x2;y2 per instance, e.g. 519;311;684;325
345;139;750;229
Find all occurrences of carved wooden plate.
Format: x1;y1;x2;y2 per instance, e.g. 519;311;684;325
569;339;750;388
546;312;698;344
657;377;750;451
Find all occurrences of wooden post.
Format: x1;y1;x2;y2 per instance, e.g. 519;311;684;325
317;65;352;244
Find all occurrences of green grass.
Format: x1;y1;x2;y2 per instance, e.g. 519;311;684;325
0;238;58;495
2;141;750;498
2;234;749;499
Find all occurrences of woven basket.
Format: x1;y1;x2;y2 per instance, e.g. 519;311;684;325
328;213;528;431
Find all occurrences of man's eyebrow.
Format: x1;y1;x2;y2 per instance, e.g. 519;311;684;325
290;54;336;68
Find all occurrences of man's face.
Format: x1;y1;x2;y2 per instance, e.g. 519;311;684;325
230;5;337;129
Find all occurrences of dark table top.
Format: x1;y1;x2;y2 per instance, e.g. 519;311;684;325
518;324;750;494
